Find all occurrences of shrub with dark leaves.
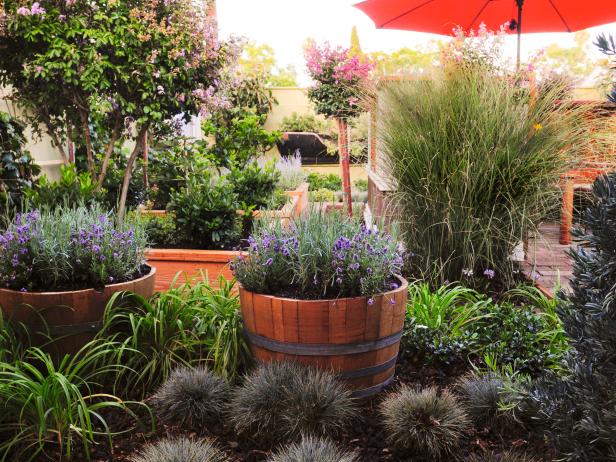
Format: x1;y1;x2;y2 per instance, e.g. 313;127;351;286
380;386;469;460
132;437;229;462
151;367;230;429
267;436;356;462
527;173;616;461
229;361;357;444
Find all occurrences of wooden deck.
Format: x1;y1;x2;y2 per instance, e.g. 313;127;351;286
522;222;574;296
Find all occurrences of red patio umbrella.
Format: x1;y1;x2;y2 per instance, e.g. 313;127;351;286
354;0;616;66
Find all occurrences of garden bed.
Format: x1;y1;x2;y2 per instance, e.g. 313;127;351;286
63;354;550;462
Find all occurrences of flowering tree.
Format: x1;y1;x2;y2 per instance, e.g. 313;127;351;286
0;0;235;219
304;41;373;216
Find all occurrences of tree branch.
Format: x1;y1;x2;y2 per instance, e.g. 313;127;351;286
96;114;123;190
117;124;149;222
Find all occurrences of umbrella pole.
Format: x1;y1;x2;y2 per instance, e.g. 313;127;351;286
516;0;524;70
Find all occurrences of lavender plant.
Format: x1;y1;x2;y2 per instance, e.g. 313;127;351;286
0;205;147;292
231;212;403;299
275;151;306;191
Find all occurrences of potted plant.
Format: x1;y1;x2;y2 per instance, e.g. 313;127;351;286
0;206;155;355
232;212;407;397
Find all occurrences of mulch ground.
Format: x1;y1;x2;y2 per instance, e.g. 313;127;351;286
53;354;552;462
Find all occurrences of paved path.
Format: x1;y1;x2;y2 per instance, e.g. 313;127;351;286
522;222;574;296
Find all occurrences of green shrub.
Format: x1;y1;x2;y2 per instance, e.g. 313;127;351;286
135;211;179;248
229;361;357;444
457;372;511;427
169;173;241;250
379;63;597;285
202;113;280;169
310;188;336;203
353;178;368;192
267;436;356;462
402;283;568;374
99;277;249;394
232;212;403;299
0;205;147;292
227;160;280;210
280;112;333;134
527;173;616;461
380;386;469;460
152;366;229;429
25;164;103;210
132;437;230;462
0;342;145;460
0;112;40;217
306;172;341;191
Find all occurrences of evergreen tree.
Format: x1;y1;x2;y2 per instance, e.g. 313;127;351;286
529;173;616;461
349;25;363;59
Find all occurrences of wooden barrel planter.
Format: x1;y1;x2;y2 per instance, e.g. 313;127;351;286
0;266;156;356
239;276;408;397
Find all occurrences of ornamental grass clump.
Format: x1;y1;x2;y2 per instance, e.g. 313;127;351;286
132;437;230;462
457;372;511;427
379;62;602;285
267;436;357;462
152;366;230;429
380;386;470;460
0;205;147;292
466;451;538;462
232;212;403;299
229;361;357;444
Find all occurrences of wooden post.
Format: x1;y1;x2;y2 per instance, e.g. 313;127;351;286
338;118;352;217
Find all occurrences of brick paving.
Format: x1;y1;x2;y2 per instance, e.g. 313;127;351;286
522;222;574;296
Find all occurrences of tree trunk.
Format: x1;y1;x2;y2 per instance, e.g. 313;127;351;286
96;116;122;191
78;109;96;179
337;118;352;217
142;131;149;190
117;125;148;223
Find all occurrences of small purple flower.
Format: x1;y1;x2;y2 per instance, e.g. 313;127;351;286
462;268;474;277
92;245;101;254
264;258;273;266
390;282;399;290
483;269;496;279
367;297;374;306
20;288;27;292
389;298;396;305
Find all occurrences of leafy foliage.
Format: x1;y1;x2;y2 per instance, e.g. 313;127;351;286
25;164;102;210
132;437;230;462
0;112;39;217
229;361;357;444
306;172;342;191
99;277;249;395
227;160;280;210
280;112;333;134
402;283;567;373
169;174;241;250
267;436;356;462
152;366;230;429
275;151;306;191
379;63;597;285
380;386;469;460
232;212;403;299
527;173;616;461
0;342;145;461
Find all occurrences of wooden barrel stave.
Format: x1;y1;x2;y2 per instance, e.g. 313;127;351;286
240;276;408;397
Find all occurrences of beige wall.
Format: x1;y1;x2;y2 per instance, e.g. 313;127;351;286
0;91;64;180
264;87;321;132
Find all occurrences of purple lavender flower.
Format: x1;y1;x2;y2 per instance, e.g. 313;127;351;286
483;268;496;279
367;297;374;306
265;258;273;266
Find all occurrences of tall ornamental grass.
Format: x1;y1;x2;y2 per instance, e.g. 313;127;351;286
379;65;603;284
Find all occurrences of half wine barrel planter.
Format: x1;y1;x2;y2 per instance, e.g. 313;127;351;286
0;266;156;356
239;276;408;397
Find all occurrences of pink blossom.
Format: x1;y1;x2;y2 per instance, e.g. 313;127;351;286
35;65;43;73
29;2;45;15
65;0;76;6
16;6;31;15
